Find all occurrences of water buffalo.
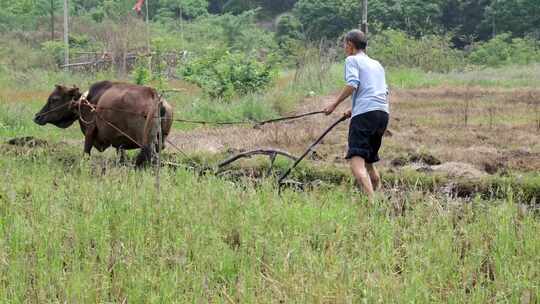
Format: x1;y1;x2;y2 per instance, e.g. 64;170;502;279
34;81;173;166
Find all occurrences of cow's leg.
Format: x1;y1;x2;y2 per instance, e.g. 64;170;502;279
136;102;160;168
83;126;97;155
116;146;127;164
135;145;152;168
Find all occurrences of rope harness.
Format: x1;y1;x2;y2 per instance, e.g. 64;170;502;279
76;95;145;149
34;101;74;118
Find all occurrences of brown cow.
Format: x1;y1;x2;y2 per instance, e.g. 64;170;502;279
34;81;174;166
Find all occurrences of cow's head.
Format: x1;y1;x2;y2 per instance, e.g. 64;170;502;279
34;85;82;128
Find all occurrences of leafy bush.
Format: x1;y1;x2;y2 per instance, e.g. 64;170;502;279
132;60;151;85
181;50;276;100
157;0;209;21
369;29;463;72
468;33;540;67
275;13;303;43
68;33;91;49
151;37;168;90
41;41;65;66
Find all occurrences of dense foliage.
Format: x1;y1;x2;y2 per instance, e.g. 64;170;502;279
2;0;539;43
181;50;276;99
1;0;540;79
369;30;463;72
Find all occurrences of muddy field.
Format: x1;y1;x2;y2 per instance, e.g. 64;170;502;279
168;87;540;176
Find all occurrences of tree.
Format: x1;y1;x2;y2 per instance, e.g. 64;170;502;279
158;0;209;20
440;0;492;45
484;0;540;39
208;0;228;13
276;13;302;42
369;0;445;37
257;0;297;14
222;0;256;14
294;0;359;41
36;0;62;40
210;0;297;15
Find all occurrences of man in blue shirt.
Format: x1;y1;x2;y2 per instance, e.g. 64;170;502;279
324;30;389;202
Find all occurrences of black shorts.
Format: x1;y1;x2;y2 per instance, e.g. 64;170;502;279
345;110;389;163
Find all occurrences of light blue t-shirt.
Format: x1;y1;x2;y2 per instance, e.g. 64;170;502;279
345;52;389;117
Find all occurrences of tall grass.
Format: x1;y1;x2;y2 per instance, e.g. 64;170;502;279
386;64;540;89
0;145;539;302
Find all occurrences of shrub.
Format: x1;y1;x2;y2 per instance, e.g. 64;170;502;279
68;33;91;49
276;13;303;43
468;33;540;67
156;0;209;21
369;29;463;72
41;41;65;66
132;60;151;85
181;50;276;100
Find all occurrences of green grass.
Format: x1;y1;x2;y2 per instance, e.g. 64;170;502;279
0;144;539;303
0;102;81;141
1;60;537;137
1;63;540;302
387;64;540;89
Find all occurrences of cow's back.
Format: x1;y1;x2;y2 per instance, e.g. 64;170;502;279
93;83;159;150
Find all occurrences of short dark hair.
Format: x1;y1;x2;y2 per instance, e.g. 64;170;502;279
345;30;367;50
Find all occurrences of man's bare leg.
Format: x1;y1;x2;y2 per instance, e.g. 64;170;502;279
350;156;374;201
366;163;381;190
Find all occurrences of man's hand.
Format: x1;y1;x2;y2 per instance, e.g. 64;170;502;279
323;86;355;116
344;108;352;118
323;102;338;115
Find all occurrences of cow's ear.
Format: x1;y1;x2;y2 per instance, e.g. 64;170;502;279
55;84;64;91
68;87;81;99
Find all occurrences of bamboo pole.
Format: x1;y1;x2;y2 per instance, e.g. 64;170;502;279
361;0;368;34
63;0;69;70
145;0;152;73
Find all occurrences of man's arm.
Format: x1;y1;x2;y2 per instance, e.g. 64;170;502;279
323;57;359;116
323;85;355;115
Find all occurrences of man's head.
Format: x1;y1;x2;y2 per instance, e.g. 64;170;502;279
344;30;367;56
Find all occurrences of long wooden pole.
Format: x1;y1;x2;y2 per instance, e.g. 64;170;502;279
361;0;368;34
278;115;349;187
63;0;69;70
50;0;55;40
145;0;152;73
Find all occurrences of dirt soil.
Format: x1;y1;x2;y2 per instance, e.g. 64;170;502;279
169;86;540;174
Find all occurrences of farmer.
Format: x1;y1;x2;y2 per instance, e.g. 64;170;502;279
323;30;389;202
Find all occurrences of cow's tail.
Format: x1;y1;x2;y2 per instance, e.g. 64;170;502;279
136;91;162;168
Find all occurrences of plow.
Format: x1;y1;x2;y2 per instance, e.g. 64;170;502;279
164;103;350;190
